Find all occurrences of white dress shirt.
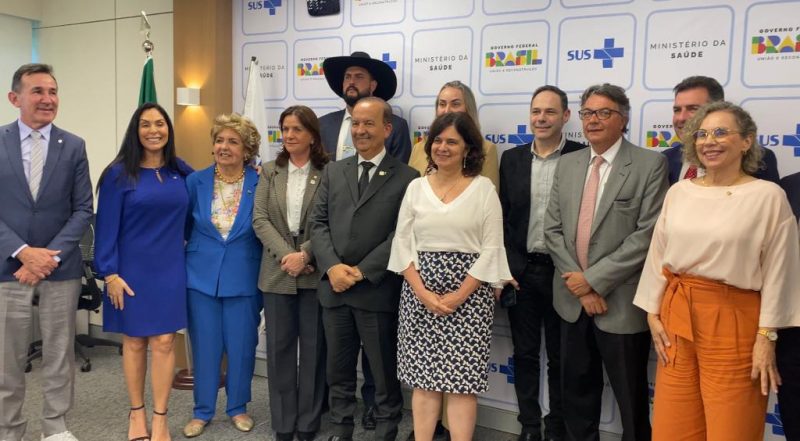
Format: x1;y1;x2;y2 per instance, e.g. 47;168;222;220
286;160;311;235
358;148;387;183
336;110;356;160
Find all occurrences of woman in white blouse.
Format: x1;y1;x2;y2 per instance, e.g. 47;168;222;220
252;106;330;441
633;101;800;441
388;112;512;441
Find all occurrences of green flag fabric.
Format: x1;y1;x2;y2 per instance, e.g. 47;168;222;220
138;56;157;105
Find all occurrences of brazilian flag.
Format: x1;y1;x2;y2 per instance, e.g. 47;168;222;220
138;56;157;105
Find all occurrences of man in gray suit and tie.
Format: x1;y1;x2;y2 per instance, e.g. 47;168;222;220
310;97;418;441
0;64;93;441
544;84;668;441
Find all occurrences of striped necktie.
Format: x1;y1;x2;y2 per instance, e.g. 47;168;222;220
29;130;44;201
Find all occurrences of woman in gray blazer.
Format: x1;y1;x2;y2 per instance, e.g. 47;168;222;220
252;105;330;441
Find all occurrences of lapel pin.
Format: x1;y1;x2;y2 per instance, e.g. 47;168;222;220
247;189;253;194
57;139;63;144
378;170;387;176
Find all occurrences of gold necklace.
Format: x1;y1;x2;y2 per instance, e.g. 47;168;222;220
215;166;245;184
435;174;462;202
701;173;746;187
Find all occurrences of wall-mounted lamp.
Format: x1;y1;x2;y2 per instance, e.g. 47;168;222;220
176;87;201;106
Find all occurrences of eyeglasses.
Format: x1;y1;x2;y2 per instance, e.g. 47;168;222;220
577;108;622;121
692;127;741;142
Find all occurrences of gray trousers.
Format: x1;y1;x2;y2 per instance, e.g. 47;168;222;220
0;279;81;441
263;289;326;434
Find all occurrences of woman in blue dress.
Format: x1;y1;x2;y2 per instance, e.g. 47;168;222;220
95;102;192;441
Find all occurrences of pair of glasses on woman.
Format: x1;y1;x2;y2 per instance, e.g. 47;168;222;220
692;127;741;142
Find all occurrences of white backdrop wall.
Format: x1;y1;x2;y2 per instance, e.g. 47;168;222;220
233;0;799;438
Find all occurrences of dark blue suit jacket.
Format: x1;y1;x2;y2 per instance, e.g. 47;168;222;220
663;144;780;185
0;121;93;281
780;171;800;221
185;165;262;297
319;109;412;163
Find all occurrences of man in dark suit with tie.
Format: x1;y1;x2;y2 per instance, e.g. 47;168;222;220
499;85;585;441
319;52;411;163
310;97;418;441
0;64;93;441
319;53;412;428
545;84;668;441
664;76;779;185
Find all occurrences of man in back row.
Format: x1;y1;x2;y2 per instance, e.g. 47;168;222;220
665;75;779;185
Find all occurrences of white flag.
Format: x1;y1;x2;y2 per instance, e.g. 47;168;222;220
243;57;269;162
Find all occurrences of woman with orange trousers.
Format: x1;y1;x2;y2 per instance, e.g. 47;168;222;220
634;101;800;441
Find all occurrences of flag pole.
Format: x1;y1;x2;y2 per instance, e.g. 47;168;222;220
138;11;158;105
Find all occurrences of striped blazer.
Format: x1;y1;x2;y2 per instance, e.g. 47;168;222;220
253;160;324;294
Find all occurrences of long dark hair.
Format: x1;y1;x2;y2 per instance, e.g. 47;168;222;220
275;105;329;170
97;102;182;189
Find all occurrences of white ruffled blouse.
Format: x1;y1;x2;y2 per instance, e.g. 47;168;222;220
387;175;512;284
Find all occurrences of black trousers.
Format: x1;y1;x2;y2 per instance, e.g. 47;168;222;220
322;304;402;440
561;313;651;441
778;327;800;441
507;259;563;438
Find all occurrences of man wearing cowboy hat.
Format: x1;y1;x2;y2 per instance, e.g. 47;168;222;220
320;51;412;163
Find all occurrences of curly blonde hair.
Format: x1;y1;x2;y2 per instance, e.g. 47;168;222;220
210;113;261;165
682;101;763;176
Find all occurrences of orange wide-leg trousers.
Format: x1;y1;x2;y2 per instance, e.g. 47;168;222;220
651;271;768;441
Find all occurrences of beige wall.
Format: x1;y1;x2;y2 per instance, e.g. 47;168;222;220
0;13;35;124
1;0;174;189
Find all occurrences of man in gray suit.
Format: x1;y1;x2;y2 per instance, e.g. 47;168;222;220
310;97;418;441
544;84;668;441
0;64;93;441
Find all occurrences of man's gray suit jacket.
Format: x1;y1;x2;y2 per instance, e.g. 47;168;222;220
309;151;418;312
544;138;668;334
0;121;93;281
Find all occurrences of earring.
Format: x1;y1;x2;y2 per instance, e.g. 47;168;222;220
462;155;467;169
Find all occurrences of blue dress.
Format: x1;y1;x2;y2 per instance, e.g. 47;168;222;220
94;161;192;337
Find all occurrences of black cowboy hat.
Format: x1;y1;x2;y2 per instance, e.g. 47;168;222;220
322;51;397;101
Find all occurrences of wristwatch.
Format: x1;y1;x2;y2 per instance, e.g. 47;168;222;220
757;328;779;342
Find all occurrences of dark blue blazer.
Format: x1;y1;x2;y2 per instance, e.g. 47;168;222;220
0;121;93;281
319;109;412;163
781;171;800;221
663;144;780;185
185;166;262;297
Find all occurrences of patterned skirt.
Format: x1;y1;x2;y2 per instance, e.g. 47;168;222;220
397;251;495;394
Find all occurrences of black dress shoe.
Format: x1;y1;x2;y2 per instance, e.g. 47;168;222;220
518;432;542;441
406;424;450;441
327;436;352;441
276;432;294;441
361;406;376;430
297;431;316;441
